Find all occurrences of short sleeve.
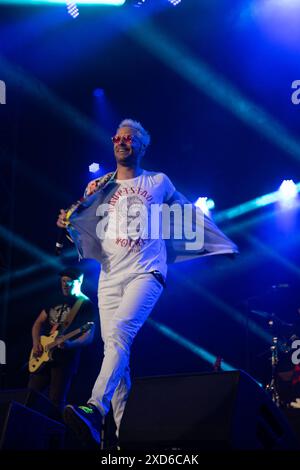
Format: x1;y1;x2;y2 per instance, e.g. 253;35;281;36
162;174;176;203
82;300;96;323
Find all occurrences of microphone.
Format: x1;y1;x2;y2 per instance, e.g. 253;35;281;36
55;199;82;256
55;228;65;256
56;210;68;256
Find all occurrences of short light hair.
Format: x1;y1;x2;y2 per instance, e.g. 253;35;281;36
117;118;151;147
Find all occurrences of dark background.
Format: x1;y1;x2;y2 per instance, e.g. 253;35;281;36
1;0;300;403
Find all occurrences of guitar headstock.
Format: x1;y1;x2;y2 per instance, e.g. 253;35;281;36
81;322;95;333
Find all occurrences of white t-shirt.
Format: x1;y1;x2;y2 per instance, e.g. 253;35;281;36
99;170;176;279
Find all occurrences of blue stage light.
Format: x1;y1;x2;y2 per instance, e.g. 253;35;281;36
94;88;105;98
168;0;181;5
278;179;298;203
125;0;181;7
89;163;100;173
125;0;147;6
133;0;146;6
206;198;215;211
195;197;215;215
66;1;79;18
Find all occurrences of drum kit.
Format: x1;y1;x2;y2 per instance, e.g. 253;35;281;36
246;284;300;408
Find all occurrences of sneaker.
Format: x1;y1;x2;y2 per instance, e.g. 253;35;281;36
63;404;102;445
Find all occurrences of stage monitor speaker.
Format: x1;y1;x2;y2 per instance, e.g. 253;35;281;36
0;401;65;450
0;388;61;421
283;408;300;443
119;370;299;450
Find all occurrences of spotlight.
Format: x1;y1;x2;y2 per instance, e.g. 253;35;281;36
125;0;181;7
206;199;215;211
66;1;79;18
278;179;298;203
94;88;105;98
89;163;100;173
168;0;181;5
195;197;215;215
126;0;147;6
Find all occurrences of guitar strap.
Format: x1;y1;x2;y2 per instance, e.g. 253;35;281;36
52;297;85;335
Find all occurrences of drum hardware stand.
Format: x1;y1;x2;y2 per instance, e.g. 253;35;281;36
265;318;281;407
265;337;281;406
246;287;294;408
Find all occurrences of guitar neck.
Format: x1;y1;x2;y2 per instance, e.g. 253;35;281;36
49;327;82;350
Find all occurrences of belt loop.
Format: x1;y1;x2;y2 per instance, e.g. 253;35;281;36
150;270;166;288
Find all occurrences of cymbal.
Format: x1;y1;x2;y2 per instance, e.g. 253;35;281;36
251;309;272;319
250;310;294;327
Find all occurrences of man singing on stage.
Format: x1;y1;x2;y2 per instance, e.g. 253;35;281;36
57;118;238;445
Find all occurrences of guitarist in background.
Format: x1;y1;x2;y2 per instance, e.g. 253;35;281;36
28;267;96;412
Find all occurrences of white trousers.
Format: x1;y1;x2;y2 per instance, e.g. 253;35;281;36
88;272;164;434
